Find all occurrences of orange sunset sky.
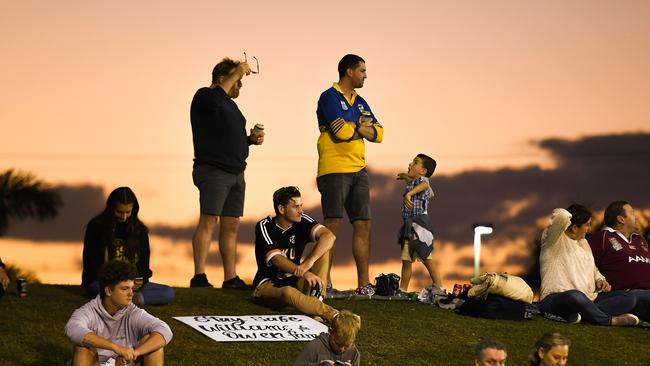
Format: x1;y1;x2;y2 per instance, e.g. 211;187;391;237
2;1;650;290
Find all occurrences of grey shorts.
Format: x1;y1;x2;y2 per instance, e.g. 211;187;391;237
316;169;370;222
192;164;245;217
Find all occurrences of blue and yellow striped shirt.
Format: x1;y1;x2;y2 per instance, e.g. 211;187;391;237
316;83;384;177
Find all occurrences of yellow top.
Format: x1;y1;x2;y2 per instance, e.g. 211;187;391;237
316;83;383;177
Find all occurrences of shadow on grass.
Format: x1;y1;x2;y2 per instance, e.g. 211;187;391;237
31;339;70;366
51;284;85;298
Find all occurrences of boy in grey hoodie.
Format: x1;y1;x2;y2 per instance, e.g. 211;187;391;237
293;310;361;366
65;260;172;366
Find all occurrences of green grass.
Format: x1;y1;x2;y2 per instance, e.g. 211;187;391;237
1;284;648;365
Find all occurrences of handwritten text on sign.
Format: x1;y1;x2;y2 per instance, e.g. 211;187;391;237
173;315;328;342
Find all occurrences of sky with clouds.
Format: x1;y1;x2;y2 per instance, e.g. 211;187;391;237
2;1;650;288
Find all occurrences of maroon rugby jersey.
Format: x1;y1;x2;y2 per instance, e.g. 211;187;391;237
588;228;650;290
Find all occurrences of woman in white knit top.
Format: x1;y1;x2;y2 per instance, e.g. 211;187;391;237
539;204;638;326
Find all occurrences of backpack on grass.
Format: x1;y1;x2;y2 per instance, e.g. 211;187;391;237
375;273;400;296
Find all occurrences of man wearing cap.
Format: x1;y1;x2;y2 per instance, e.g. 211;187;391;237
189;57;264;289
316;54;384;295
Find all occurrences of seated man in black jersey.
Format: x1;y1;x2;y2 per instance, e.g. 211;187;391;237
252;186;339;322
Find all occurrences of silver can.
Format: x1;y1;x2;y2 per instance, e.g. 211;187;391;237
17;278;27;297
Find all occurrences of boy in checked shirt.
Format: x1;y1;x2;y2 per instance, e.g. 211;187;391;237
397;153;441;291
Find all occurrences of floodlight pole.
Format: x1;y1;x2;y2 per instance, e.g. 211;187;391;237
473;224;494;278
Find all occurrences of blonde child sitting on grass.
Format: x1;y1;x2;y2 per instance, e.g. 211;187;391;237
397;153;441;292
293;310;361;366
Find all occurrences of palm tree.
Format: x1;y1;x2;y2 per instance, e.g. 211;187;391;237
0;169;62;236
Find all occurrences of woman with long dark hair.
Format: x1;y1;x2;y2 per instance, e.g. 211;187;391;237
539;204;636;326
81;187;174;305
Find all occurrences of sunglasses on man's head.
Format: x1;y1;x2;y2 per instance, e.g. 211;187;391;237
243;52;259;74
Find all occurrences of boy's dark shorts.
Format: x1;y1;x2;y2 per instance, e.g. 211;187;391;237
192;164;245;217
316;168;370;222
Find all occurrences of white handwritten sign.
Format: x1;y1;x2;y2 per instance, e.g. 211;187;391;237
173;315;328;342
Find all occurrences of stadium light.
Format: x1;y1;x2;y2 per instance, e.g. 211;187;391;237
473;224;493;278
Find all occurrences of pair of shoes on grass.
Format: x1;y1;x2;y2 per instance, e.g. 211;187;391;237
564;313;639;326
543;312;640;326
190;274;249;290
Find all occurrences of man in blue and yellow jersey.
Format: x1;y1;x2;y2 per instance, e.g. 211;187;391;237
316;54;384;295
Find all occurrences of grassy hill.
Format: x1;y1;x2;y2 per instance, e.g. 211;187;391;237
0;284;648;365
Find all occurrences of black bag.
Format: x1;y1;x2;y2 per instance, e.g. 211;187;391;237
457;294;531;320
375;273;400;296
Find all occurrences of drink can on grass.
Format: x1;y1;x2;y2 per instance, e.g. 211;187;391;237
17;278;27;297
452;283;462;297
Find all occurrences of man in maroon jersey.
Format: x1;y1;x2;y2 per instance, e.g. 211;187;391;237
588;201;650;320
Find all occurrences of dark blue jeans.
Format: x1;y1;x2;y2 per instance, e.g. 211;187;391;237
629;289;650;320
85;281;175;305
540;289;637;325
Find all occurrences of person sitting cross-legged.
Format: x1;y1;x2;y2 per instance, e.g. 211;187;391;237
252;186;339;322
588;201;650;321
82;187;174;306
65;260;173;366
539;205;638;326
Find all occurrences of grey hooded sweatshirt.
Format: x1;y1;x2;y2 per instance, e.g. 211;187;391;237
293;332;360;366
64;295;172;364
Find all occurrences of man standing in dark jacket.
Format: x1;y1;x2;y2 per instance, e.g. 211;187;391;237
189;57;264;289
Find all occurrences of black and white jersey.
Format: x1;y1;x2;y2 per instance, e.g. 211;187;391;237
252;214;323;287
